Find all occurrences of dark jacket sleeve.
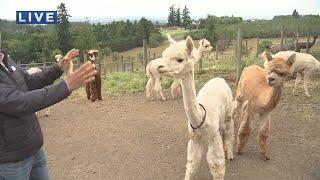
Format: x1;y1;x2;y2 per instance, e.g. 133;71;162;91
0;80;70;117
21;63;64;91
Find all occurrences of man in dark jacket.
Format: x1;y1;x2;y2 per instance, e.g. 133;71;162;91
0;48;97;180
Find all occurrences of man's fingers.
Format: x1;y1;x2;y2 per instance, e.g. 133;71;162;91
83;70;97;80
84;76;96;84
68;62;74;75
77;62;92;72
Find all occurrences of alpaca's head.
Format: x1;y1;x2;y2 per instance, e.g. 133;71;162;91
55;54;63;63
198;39;213;52
158;36;195;77
87;49;99;62
265;51;295;87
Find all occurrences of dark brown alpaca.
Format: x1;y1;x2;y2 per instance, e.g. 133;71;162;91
85;49;102;102
295;35;318;52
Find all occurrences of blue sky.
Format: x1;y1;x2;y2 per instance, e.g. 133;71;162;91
1;0;319;21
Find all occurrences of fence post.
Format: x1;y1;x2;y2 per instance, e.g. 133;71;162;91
131;58;134;72
153;52;156;59
306;30;310;53
121;56;125;72
245;39;248;56
103;57;107;77
215;43;219;61
280;24;284;50
256;37;259;58
143;38;148;74
0;32;2;50
236;27;242;85
294;31;299;52
148;51;151;62
116;61;119;72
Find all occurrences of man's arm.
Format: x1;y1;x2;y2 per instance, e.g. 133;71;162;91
21;63;64;91
0;81;70;117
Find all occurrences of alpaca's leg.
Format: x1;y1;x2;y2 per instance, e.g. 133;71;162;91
154;76;166;101
303;73;311;97
90;82;97;102
45;107;50;117
236;102;252;154
231;99;243;131
85;84;91;100
146;76;154;99
184;135;203;180
170;78;181;99
293;72;302;94
258;113;271;161
224;115;234;160
207;133;225;180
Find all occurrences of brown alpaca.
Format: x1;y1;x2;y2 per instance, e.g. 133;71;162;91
85;49;102;102
296;35;318;52
232;51;295;161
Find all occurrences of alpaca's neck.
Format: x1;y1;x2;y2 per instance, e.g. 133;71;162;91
193;48;204;64
180;70;205;126
311;38;317;46
260;85;283;111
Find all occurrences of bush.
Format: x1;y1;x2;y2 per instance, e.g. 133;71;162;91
149;33;165;48
184;30;206;40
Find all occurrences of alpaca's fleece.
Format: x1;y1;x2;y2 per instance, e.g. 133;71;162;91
261;51;320;96
85;49;102;102
233;54;295;160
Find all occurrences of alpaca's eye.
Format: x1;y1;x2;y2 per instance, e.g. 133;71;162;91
177;59;184;63
205;45;208;48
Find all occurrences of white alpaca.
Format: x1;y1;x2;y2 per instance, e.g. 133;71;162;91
146;35;213;100
262;51;320;96
26;54;63;116
157;36;234;180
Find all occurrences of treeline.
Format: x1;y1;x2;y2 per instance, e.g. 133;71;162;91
185;12;320;50
0;3;164;64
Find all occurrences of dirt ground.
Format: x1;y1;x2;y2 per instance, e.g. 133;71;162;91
39;80;320;180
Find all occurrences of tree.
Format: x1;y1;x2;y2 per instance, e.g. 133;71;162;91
182;5;192;29
139;17;153;41
168;5;176;27
73;21;97;61
55;3;72;54
175;8;181;27
292;9;300;18
204;15;218;44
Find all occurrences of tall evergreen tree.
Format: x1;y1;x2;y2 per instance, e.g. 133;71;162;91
55;3;72;54
292;9;300;18
182;5;192;29
168;5;176;27
175;8;181;27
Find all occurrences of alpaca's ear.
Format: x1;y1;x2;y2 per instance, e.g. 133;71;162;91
261;50;273;61
286;54;296;66
200;39;204;45
186;36;194;54
167;34;176;45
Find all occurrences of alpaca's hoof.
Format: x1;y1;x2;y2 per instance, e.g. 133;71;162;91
161;98;167;101
260;155;270;161
45;114;49;117
305;93;311;97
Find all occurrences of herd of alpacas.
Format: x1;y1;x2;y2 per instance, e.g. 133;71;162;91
26;34;319;180
144;35;319;179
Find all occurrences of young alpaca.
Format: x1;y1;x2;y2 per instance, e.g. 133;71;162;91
26;54;64;116
146;35;213;100
157;36;234;180
262;51;320;96
233;52;295;161
85;49;102;102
